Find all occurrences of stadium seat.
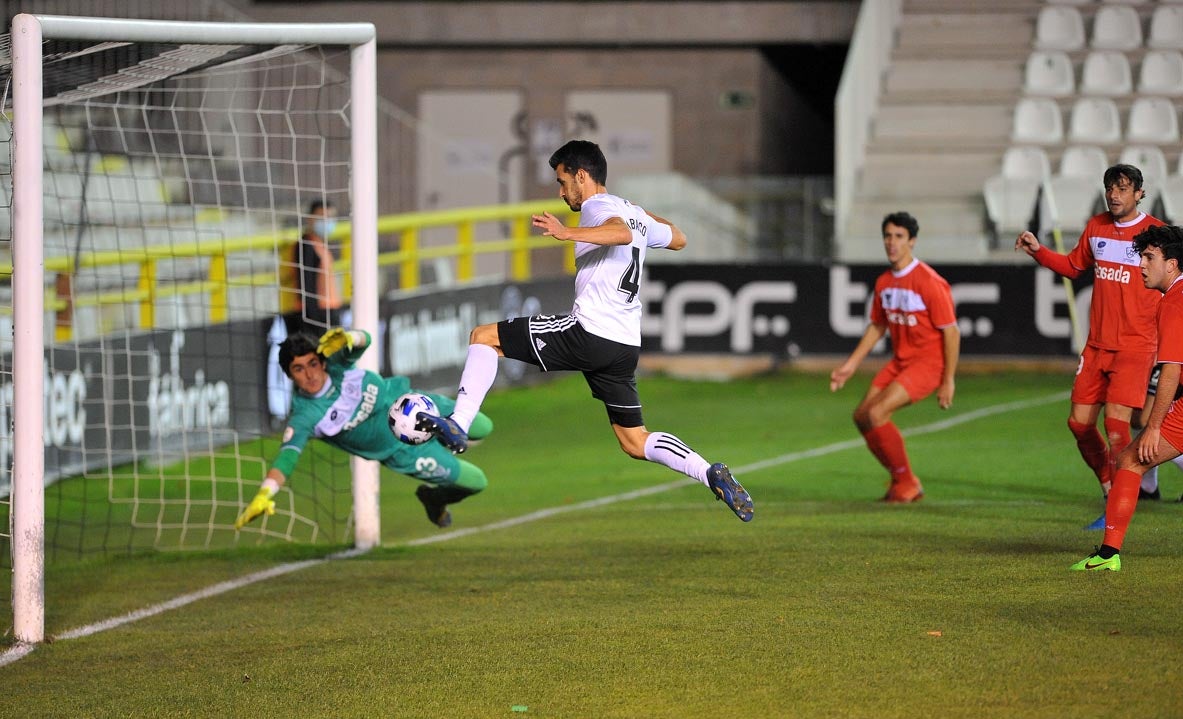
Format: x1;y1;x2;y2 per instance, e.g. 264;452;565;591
1119;145;1169;215
1068;97;1123;144
1051;146;1110;230
1012;97;1065;144
1138;50;1183;95
1160;154;1183;222
1148;6;1183;49
1080;51;1133;95
983;147;1050;238
1025;50;1076;96
1035;5;1087;51
1091;5;1144;50
1061;145;1111;180
1126;97;1180;143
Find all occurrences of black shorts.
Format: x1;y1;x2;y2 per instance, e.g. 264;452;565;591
498;314;644;427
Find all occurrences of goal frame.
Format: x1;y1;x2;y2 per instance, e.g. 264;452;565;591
9;13;380;644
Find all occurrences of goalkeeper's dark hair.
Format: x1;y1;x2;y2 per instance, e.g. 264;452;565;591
278;332;322;377
548;140;608;185
881;211;919;239
1133;224;1183;265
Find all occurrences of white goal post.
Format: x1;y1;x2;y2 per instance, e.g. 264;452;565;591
7;13;379;645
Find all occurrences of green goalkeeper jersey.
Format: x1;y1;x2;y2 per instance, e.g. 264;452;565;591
270;340;418;478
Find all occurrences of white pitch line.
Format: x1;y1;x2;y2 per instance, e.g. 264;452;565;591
0;390;1067;667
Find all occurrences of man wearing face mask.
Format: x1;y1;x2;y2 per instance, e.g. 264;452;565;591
280;199;345;334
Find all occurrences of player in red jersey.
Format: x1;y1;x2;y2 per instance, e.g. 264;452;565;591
831;211;960;502
1072;223;1183;570
1015;164;1162;526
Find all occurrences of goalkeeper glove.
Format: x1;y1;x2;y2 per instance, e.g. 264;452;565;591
234;485;277;529
317;327;356;358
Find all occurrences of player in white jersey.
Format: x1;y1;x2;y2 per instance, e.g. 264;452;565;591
418;140;753;521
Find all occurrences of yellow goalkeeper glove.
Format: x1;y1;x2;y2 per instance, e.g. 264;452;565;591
317;327;353;358
234;486;276;529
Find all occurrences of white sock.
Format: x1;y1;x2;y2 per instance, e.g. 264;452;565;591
449;344;500;432
1141;465;1159;493
643;431;710;486
1173;455;1183;472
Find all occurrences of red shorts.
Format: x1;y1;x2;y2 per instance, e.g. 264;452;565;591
1158;398;1183;454
1070;346;1156;409
872;357;944;403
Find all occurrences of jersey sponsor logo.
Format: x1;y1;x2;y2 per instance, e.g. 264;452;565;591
884;310;919;327
315;368;380;437
1094;263;1132;284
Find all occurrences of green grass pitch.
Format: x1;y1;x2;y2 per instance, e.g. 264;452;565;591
3;369;1183;718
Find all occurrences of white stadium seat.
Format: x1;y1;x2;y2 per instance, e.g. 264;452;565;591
984;147;1051;238
1080;51;1133;95
1060;145;1111;179
1126;96;1180;143
1091;5;1144;51
1137;50;1183;95
1148;6;1183;49
1068;97;1123;144
1161;154;1183;222
1025;50;1076;96
1119;144;1169;215
1012;97;1065;144
1036;5;1087;51
1051;146;1110;230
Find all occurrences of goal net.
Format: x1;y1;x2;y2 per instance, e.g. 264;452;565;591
1;14;379;643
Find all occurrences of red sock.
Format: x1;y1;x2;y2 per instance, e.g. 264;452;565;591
1068;419;1110;488
862;422;913;484
1102;467;1142;551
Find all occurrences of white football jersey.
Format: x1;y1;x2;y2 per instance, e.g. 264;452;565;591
571;192;673;346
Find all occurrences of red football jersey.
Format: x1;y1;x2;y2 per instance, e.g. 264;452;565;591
1060;211;1163;351
870;259;957;364
1157;276;1183;364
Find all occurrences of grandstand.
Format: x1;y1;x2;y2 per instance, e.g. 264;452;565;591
839;0;1183;262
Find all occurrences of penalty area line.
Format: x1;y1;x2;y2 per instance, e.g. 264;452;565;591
0;390;1066;667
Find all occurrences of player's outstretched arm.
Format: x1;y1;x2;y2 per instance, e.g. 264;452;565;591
234;470;285;529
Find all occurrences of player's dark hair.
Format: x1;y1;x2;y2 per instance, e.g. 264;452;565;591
278;332;322;377
1103;164;1144;192
881;211;919;239
1133;224;1183;265
548;140;608;185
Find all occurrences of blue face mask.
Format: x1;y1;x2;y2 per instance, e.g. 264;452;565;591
312;218;338;238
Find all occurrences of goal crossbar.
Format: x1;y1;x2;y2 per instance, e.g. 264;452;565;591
8;13;380;645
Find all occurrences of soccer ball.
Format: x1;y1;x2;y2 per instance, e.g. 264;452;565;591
388;392;439;445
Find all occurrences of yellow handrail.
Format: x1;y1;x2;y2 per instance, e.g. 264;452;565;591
10;199;577;340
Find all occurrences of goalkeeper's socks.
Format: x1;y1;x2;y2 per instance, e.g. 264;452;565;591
644;432;710;485
450;344;500;432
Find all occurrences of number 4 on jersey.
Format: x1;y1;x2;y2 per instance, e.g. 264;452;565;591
616;246;641;302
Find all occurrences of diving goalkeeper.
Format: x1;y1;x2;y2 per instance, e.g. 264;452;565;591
235;328;493;531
